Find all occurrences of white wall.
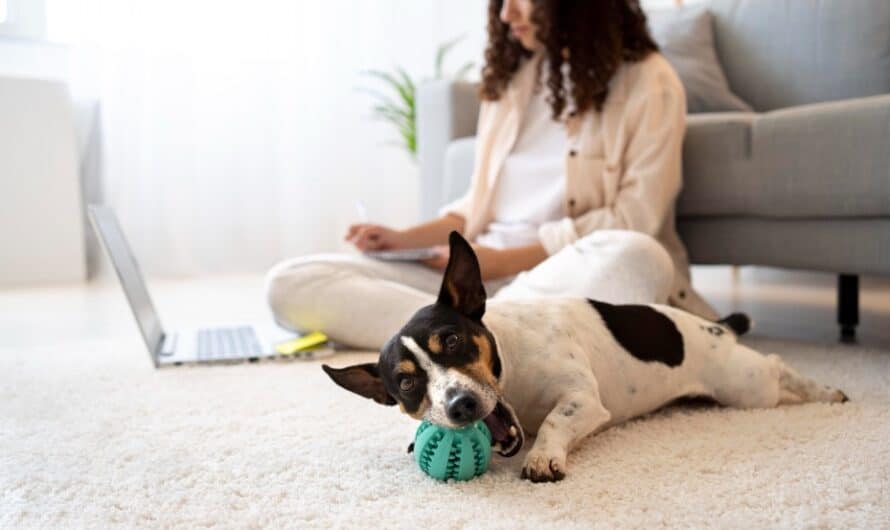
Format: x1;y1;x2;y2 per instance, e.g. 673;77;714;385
44;0;489;277
28;0;688;278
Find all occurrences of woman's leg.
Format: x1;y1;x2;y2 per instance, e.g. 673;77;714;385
492;230;674;304
265;254;443;350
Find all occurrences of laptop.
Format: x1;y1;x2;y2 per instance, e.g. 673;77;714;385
88;204;318;367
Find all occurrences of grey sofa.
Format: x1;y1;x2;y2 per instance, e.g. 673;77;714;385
416;0;890;341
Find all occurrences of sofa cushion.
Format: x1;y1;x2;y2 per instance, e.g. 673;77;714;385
678;95;890;219
647;6;752;113
709;0;890;112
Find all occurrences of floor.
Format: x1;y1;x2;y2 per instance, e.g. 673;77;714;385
1;269;889;528
691;266;890;349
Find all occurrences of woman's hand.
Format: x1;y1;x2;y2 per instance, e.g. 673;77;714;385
420;245;451;271
345;214;466;253
345;223;406;252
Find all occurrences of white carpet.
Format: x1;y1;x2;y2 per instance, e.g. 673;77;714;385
2;281;889;528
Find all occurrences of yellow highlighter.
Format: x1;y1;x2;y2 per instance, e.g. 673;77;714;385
276;331;331;357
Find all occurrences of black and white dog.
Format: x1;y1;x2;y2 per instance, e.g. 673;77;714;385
323;232;847;482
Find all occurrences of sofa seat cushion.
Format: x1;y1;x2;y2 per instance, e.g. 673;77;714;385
678;217;890;275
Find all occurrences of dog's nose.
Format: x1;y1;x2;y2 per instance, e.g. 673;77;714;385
446;392;479;424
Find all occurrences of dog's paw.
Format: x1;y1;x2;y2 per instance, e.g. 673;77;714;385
520;451;566;483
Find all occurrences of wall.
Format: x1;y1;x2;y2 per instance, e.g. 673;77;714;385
0;0;46;39
8;0;694;278
42;0;490;276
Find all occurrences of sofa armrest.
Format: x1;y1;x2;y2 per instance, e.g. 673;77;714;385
749;94;890;217
416;80;480;220
442;137;476;208
678;112;756;216
680;94;890;218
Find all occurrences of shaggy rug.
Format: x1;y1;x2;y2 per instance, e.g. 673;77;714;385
2;330;889;529
2;276;889;528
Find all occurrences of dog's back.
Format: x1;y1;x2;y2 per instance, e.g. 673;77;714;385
484;297;743;428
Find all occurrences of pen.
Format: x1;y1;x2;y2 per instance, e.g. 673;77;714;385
355;200;369;223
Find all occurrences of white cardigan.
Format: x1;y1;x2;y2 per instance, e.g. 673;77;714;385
440;50;718;319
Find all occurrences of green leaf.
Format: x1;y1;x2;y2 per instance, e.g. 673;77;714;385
363;69;414;108
453;61;476;81
399;127;417;155
435;34;465;79
359;36;471;158
357;87;408;115
372;102;410;120
395;67;415;96
372;107;410;128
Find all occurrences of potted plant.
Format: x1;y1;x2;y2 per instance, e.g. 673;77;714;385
360;36;475;160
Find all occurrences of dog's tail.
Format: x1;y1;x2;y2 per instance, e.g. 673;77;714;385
717;312;752;336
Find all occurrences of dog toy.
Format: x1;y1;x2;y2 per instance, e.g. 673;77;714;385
414;420;491;481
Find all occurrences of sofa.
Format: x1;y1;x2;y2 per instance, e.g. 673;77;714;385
416;0;890;342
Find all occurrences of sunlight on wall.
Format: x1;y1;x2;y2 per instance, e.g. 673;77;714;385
44;0;488;275
39;0;696;276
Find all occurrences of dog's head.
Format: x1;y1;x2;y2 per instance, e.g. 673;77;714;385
322;232;524;456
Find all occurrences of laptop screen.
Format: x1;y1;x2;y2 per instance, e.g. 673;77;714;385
88;205;164;359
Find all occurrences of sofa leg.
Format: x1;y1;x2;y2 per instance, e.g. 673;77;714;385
837;274;859;344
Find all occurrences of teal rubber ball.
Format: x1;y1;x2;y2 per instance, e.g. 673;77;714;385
414;420;492;481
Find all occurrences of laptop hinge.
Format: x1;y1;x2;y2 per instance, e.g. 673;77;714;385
158;333;177;357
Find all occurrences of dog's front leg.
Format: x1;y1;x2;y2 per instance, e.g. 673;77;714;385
521;387;611;483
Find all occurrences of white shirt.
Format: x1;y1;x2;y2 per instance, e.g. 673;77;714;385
475;81;566;249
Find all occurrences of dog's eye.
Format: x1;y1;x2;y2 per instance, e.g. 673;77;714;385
399;377;415;392
445;334;460;351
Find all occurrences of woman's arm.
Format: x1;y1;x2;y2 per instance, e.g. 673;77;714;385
400;214;466;248
485;242;549;279
422;241;549;280
346;213;465;251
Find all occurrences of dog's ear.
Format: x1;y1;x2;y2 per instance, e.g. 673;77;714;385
437;231;486;320
322;363;396;406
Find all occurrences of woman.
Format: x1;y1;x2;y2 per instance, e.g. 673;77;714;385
266;0;718;350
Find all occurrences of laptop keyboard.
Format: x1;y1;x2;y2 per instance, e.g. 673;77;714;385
196;326;263;360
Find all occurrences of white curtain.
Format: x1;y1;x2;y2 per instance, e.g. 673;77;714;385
46;0;487;276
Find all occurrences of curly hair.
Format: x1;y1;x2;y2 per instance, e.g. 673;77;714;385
480;0;658;118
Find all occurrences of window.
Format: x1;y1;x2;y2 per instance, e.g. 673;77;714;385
0;0;7;24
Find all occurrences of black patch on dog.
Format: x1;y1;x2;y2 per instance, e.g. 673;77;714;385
321;363;397;406
376;337;430;414
402;304;501;378
588;299;685;367
437;232;486;321
717;312;751;335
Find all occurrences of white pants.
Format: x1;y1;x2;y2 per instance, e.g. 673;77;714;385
265;230;675;350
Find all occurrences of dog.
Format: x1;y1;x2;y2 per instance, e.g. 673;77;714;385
323;232;848;482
